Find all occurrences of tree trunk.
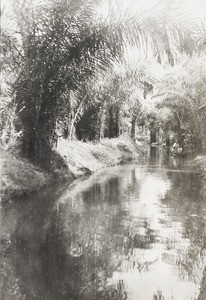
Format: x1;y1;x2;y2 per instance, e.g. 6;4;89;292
69;93;87;141
150;128;157;144
166;132;170;147
99;101;106;140
19;90;56;170
109;106;114;139
131;116;136;141
115;106;120;137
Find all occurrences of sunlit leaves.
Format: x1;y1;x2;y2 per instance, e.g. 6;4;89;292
155;54;206;151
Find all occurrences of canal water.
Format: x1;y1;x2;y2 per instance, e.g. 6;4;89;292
1;151;206;300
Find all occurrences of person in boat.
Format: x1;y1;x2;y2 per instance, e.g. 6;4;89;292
171;140;182;154
172;141;179;150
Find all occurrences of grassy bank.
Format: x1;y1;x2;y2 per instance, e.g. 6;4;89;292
0;151;48;201
56;135;143;176
1;135;144;201
194;155;206;300
194;155;206;174
194;155;206;192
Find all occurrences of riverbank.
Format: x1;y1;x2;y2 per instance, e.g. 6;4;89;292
194;155;206;192
0;150;48;201
0;135;144;201
194;155;206;300
194;155;206;174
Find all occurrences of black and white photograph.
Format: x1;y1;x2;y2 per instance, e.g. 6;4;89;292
1;0;206;299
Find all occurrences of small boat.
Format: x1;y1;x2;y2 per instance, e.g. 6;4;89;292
170;147;183;156
169;142;183;156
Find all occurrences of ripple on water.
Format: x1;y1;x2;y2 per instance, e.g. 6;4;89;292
1;155;206;300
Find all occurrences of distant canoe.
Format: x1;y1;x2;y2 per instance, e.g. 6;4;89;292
169;148;183;156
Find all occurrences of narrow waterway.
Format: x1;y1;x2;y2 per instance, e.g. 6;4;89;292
1;150;206;300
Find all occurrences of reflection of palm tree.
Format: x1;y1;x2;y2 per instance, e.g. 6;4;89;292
198;267;206;300
153;289;165;300
116;280;128;299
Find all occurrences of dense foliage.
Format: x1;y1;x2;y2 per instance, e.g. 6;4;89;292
154;55;206;152
1;0;206;168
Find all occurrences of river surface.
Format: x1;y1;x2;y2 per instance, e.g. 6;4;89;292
1;151;206;300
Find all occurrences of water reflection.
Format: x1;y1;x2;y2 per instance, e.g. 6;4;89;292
1;153;206;300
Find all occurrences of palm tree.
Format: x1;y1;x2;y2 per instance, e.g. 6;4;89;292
154;54;206;151
5;0;206;167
